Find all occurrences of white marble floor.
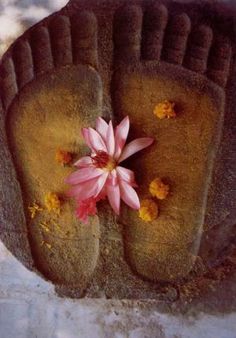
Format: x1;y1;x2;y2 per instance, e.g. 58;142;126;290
1;241;236;338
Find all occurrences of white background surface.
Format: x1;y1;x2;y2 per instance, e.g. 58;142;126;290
0;1;236;337
1;234;236;338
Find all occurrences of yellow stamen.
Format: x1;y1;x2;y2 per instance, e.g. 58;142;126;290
139;199;158;222
44;192;61;214
149;178;170;200
92;151;117;171
154;100;176;119
105;158;116;171
28;202;43;219
55;149;72;166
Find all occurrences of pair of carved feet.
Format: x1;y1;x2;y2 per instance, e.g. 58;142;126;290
0;1;233;297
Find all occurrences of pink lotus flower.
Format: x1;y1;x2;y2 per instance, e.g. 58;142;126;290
65;116;154;223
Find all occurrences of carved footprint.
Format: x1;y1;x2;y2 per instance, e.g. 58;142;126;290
112;4;231;282
1;11;103;293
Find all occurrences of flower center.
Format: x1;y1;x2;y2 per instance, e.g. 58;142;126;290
92;151;116;171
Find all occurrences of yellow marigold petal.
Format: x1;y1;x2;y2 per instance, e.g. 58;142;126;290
149;178;170;200
40;222;51;233
55;149;72;165
139;199;158;222
45;243;52;250
44;192;61;214
28;202;43;219
154;100;176;119
40;241;52;250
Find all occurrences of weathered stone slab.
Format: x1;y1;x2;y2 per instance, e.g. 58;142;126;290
0;0;236;305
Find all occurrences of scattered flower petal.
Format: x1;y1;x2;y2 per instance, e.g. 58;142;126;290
40;221;51;233
28;202;43;219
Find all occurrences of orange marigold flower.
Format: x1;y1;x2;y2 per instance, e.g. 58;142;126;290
44;192;61;214
149;178;170;200
154;100;176;119
55;149;72;165
139;199;159;222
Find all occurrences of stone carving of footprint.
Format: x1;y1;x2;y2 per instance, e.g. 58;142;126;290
112;3;232;282
1;10;103;296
